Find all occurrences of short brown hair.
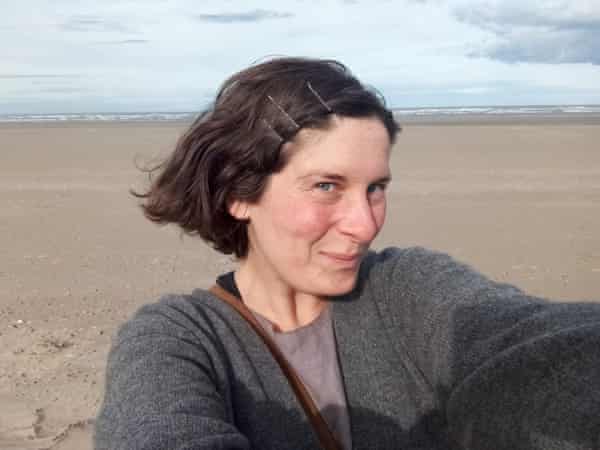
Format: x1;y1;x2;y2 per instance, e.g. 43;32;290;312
134;57;400;258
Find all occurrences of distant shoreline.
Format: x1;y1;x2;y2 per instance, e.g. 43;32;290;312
2;114;600;127
2;105;600;126
395;113;600;126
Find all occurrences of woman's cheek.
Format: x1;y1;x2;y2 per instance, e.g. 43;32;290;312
281;202;334;238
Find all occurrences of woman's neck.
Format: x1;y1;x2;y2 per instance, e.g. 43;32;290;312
234;261;327;332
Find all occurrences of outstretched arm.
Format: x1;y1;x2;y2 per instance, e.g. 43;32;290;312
371;247;600;450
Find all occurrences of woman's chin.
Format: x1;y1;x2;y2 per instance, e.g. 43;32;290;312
315;271;360;297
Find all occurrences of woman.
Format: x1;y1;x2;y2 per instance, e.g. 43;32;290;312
95;57;600;450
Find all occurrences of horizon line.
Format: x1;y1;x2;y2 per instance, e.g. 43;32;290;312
2;103;600;117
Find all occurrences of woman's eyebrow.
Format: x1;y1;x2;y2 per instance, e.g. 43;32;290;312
298;172;347;182
375;175;392;184
298;172;392;183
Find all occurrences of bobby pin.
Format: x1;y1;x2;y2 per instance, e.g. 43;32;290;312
267;95;300;130
307;81;332;113
261;119;284;143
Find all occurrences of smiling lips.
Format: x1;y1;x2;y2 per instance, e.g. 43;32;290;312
321;251;363;266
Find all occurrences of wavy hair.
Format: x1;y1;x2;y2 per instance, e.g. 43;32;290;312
133;57;400;257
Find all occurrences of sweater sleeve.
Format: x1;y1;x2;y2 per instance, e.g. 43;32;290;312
94;295;251;450
369;247;600;450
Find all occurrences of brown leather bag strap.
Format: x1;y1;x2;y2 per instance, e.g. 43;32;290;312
209;284;342;450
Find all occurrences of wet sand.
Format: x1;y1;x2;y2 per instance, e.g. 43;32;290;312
1;118;599;449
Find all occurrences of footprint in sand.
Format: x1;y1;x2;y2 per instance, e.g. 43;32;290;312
0;398;50;449
0;395;94;450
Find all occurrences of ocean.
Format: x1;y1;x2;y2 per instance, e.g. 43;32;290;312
1;105;600;123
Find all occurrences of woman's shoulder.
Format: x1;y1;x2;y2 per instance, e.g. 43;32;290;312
362;245;452;267
113;289;235;348
357;245;529;311
360;245;490;288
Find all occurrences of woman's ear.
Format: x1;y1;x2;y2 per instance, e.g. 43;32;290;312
228;199;250;221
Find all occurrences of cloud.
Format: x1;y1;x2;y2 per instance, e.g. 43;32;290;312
11;86;91;95
470;32;600;65
0;74;82;79
60;15;132;33
455;1;600;65
194;9;293;23
97;39;150;45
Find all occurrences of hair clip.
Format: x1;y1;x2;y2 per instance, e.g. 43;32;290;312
267;95;300;130
261;119;284;143
307;81;332;113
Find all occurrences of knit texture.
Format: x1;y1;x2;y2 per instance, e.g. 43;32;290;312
94;247;600;449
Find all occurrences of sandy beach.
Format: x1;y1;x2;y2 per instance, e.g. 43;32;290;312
1;118;599;449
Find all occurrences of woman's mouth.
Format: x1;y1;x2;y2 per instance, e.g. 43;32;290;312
321;251;362;266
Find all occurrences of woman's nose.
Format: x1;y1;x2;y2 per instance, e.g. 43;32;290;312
338;196;382;243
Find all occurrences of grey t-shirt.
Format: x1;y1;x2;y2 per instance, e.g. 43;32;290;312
217;273;352;450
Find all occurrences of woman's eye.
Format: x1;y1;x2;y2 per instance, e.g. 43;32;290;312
316;182;336;192
367;183;387;194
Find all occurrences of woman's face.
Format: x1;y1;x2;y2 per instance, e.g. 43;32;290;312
235;116;392;297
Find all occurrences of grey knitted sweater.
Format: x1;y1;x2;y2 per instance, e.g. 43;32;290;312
94;247;600;450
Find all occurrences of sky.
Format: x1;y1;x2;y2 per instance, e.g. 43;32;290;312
1;0;600;113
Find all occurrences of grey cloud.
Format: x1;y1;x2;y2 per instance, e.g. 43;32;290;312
455;6;600;33
455;3;600;65
60;15;132;33
469;30;600;65
195;9;293;23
